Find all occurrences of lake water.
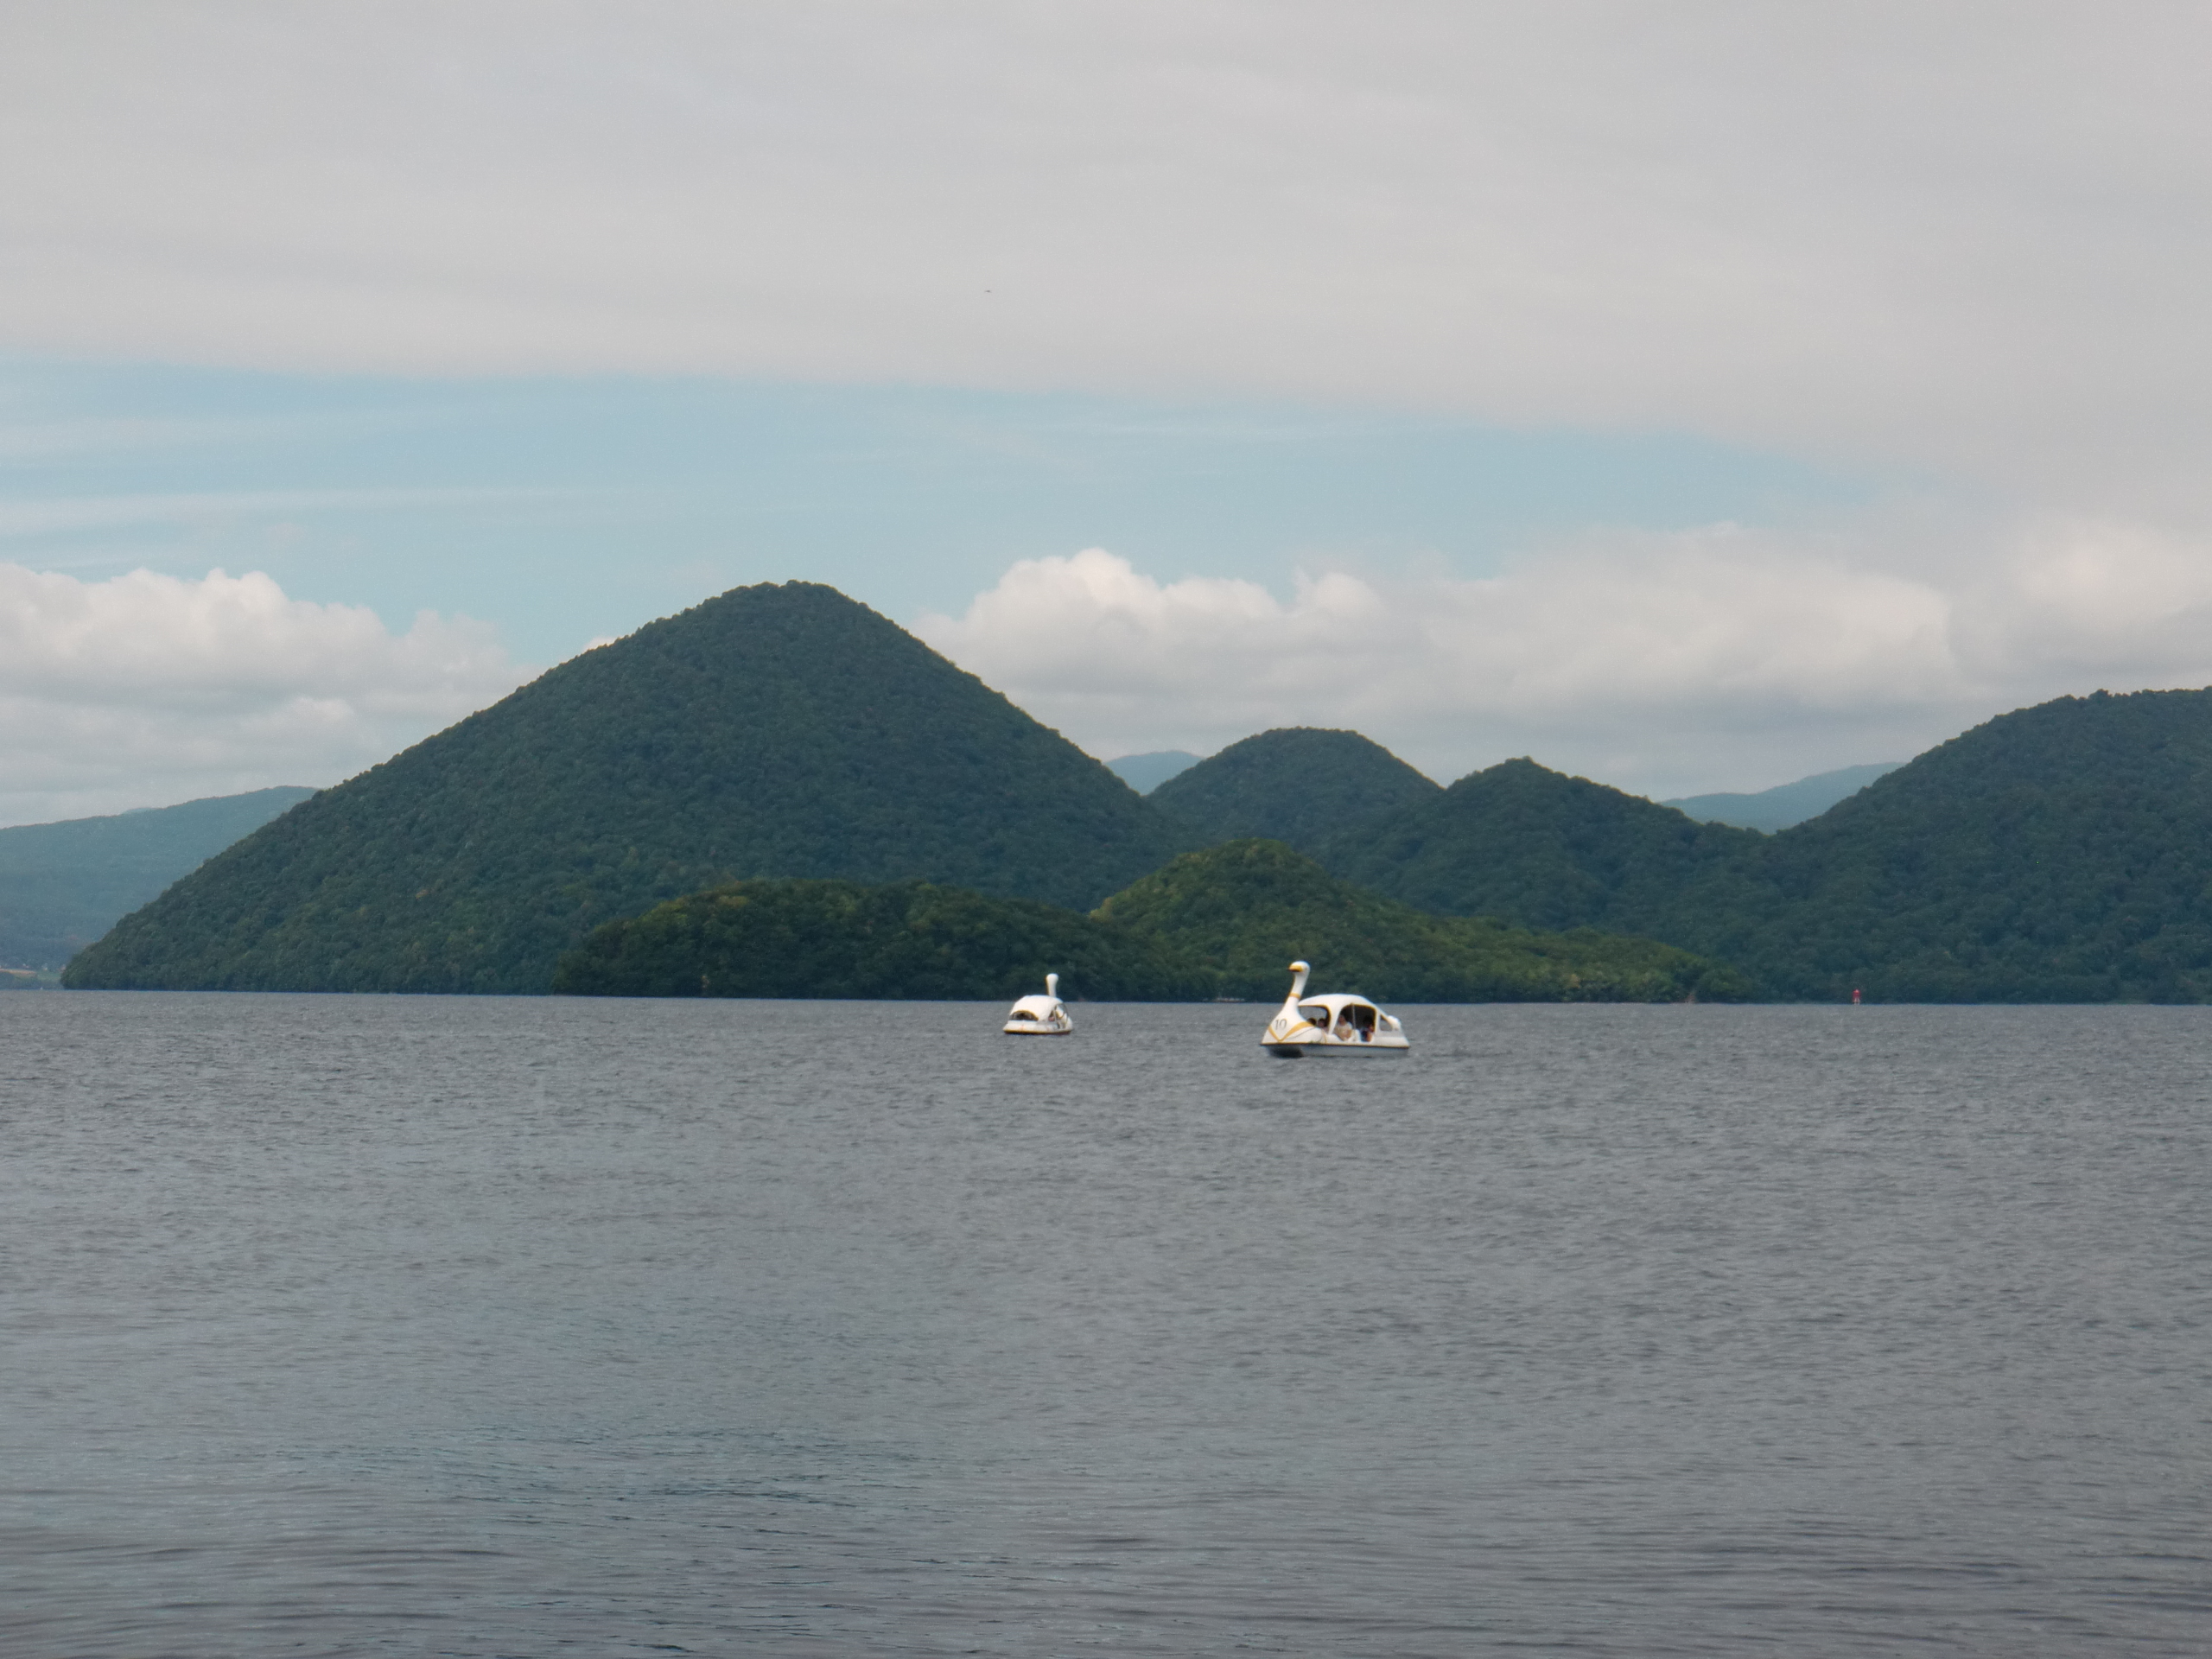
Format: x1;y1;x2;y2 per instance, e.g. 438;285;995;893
3;995;2209;1656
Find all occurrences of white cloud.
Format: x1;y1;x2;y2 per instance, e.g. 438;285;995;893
3;3;2212;510
916;533;2212;798
0;563;529;824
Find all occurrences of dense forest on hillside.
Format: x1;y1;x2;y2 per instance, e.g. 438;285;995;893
0;787;312;969
66;583;1191;994
1328;691;2212;1001
554;841;1745;1003
1148;728;1440;852
553;878;1209;1000
1096;840;1748;1002
1324;757;1776;943
1745;690;2212;1000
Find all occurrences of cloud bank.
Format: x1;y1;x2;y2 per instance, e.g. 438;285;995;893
0;564;528;824
5;3;2212;511
10;4;2212;804
917;531;2212;797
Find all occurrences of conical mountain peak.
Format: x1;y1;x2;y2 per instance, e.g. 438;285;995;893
67;581;1186;992
1148;727;1439;853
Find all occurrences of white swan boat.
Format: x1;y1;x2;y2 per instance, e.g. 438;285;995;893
1261;961;1408;1058
1002;972;1072;1036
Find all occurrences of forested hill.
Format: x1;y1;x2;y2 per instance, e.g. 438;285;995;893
551;840;1747;1004
1327;690;2212;1001
65;582;1191;994
1095;838;1749;1003
1148;728;1440;852
1322;757;1773;943
552;878;1209;1001
1747;688;2212;1000
0;786;313;969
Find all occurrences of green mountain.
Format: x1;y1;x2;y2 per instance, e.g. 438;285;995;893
1096;839;1748;1003
1329;690;2212;1001
66;582;1191;994
1323;757;1773;942
552;878;1207;1000
0;787;313;969
1745;689;2212;1001
1147;727;1440;853
1664;762;1903;832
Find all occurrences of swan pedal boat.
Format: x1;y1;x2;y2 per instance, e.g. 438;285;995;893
1261;961;1408;1058
1003;972;1072;1036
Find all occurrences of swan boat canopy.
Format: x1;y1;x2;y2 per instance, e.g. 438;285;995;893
1003;972;1072;1036
1261;961;1409;1058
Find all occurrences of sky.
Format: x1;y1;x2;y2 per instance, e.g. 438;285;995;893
5;2;2212;823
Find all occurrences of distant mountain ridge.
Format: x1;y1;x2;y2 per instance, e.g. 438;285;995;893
1105;751;1201;793
67;582;1190;993
1665;762;1903;832
0;787;313;969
